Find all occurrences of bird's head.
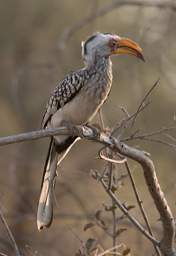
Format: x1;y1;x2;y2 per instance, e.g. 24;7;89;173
82;32;144;65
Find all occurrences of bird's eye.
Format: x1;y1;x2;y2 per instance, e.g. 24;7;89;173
110;40;117;49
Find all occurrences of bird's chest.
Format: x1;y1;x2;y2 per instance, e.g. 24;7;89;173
73;70;112;123
51;61;112;127
85;70;112;107
52;72;112;127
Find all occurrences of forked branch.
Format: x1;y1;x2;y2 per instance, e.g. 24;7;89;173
0;125;175;255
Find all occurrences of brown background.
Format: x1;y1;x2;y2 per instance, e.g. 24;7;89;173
0;1;176;255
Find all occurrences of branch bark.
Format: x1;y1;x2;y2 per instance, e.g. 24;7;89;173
0;125;175;255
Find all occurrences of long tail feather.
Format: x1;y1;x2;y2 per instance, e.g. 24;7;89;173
37;136;78;231
37;139;57;230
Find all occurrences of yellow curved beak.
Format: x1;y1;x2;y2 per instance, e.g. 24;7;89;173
113;37;145;61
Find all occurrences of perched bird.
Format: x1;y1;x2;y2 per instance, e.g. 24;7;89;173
37;32;144;230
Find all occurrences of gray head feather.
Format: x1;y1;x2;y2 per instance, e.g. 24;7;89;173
81;32;119;66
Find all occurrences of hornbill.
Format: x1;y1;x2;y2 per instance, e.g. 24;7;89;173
37;32;144;230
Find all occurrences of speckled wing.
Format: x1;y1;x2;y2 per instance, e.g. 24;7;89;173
38;71;85;230
41;70;84;129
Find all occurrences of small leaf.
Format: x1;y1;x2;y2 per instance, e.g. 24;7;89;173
90;169;100;180
83;223;95;231
95;210;102;220
75;248;85;256
99;219;107;229
75;251;82;256
85;238;98;253
117;174;128;182
103;203;115;211
126;205;135;211
115;228;127;237
111;184;118;193
105;205;116;212
122;247;131;255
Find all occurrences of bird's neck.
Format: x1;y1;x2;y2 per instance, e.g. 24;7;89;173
85;56;112;74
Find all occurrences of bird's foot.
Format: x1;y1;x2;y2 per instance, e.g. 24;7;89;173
88;123;112;135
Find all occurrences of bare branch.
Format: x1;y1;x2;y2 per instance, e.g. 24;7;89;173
100;178;159;246
59;0;176;49
0;127;70;146
113;100;150;139
0;125;175;255
130;79;160;127
123;126;176;142
80;126;175;256
125;161;161;256
123;127;176;150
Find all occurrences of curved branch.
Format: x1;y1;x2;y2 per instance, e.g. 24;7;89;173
0;125;175;255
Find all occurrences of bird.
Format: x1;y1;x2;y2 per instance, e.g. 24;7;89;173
37;32;144;231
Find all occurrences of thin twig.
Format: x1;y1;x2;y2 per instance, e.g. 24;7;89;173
107;152;117;252
113;100;150;139
130;79;160;127
124;136;176;150
123;126;176;142
164;133;176;143
124;162;161;256
100;178;159;246
112;198;117;254
97;243;124;256
122;125;176;150
0;204;21;256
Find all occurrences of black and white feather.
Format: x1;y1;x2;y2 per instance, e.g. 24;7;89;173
42;71;84;128
37;32;115;231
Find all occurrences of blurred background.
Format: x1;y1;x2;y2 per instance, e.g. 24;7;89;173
0;0;176;255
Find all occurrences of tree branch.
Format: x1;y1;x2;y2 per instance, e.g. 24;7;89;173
100;178;159;245
0;125;175;255
124;161;161;256
0;127;70;146
58;0;176;49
